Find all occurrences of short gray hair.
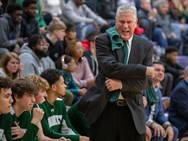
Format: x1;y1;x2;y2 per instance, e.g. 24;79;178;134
116;3;137;21
153;0;168;9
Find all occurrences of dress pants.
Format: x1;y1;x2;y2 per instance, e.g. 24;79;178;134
90;102;146;141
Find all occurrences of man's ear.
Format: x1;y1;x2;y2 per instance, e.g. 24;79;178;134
51;84;56;91
165;53;169;59
14;94;20;102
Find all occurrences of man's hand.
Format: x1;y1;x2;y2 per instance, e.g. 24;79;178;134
165;125;174;141
146;67;155;78
11;122;25;140
31;108;44;126
143;96;148;108
13;44;21;54
105;78;122;91
151;122;166;137
149;8;157;21
16;38;24;46
87;78;95;87
145;125;152;141
79;136;89;141
59;137;71;141
78;88;87;96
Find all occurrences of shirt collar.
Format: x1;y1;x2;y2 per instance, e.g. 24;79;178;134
126;35;133;47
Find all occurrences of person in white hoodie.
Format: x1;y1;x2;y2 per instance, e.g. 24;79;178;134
19;34;55;77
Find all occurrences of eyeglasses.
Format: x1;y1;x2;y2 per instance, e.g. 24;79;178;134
45;43;49;47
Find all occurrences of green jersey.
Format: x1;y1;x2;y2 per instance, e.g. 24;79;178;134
10;107;39;141
0;114;12;141
39;98;80;141
67;102;90;136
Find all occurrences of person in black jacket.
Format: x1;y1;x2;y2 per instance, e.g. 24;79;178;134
78;3;155;141
0;3;24;57
162;46;184;89
20;0;39;39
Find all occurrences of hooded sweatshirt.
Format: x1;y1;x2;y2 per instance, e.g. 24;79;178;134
0;13;21;50
19;43;55;76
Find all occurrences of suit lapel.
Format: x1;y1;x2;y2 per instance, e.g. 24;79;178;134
115;47;124;63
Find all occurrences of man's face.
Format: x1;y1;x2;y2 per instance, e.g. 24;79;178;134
0;88;13;114
159;3;169;15
166;52;178;64
34;39;49;57
36;39;49;52
141;0;151;11
53;29;66;41
53;76;66;97
11;10;23;25
35;90;47;104
66;30;77;40
74;0;85;6
115;12;137;41
24;4;37;18
153;64;165;82
16;93;36;111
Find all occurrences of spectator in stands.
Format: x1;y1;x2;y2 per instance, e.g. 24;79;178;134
177;0;188;24
0;0;3;15
1;0;8;14
62;0;108;40
55;55;75;106
39;0;65;22
144;61;178;141
167;0;180;22
12;0;48;34
117;0;136;7
153;46;173;97
168;66;188;136
65;23;77;45
46;19;67;62
20;0;39;39
40;68;89;141
137;0;168;48
19;34;55;76
0;77;13;141
0;52;22;79
160;72;173;97
82;32;98;76
98;0;117;26
162;46;184;88
155;0;182;49
0;3;24;57
56;55;87;103
66;40;95;89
